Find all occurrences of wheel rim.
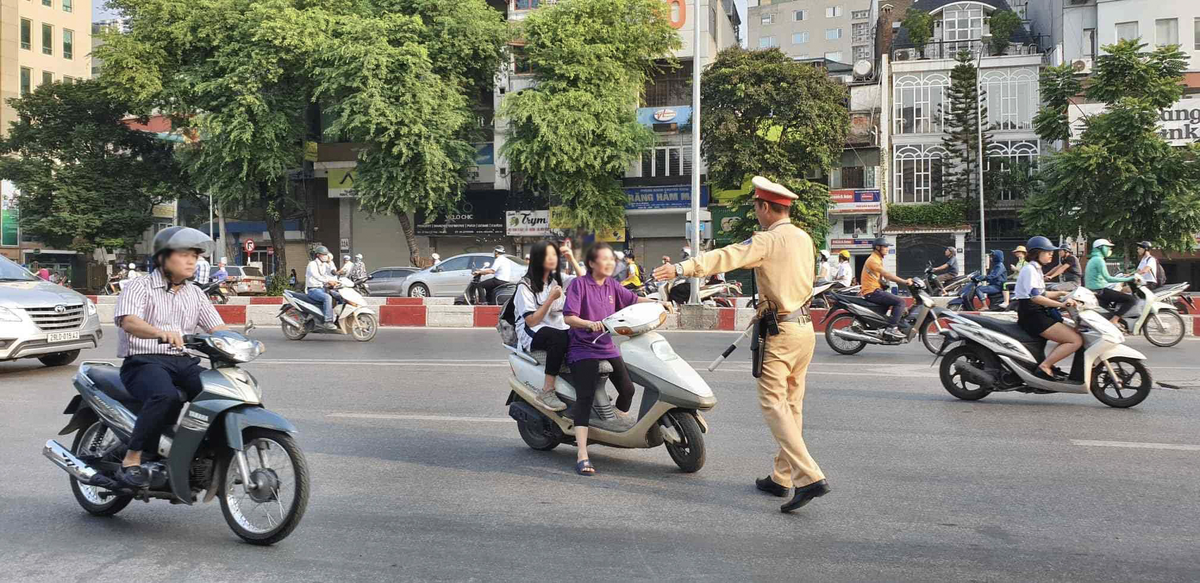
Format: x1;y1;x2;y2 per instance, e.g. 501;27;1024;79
923;318;946;353
947;351;989;395
76;423;120;506
663;413;694;461
224;437;298;535
353;314;376;340
1144;312;1183;345
826;315;866;353
410;285;427;297
1094;360;1150;404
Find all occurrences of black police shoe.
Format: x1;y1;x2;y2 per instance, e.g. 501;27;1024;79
118;465;149;489
780;479;830;513
755;476;790;497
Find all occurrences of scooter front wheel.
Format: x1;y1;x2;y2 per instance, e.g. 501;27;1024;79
1091;357;1152;408
662;411;705;473
352;312;378;342
218;429;310;546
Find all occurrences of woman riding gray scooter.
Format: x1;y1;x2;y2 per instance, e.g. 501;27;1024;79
1013;236;1082;380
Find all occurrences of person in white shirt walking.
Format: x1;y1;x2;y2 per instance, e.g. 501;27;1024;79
305;246;339;330
1135;241;1160;290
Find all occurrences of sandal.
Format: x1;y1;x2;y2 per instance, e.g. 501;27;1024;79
575;460;596;476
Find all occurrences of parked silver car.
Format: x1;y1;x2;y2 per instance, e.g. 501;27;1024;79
0;255;102;367
404;253;528;298
367;267;421;296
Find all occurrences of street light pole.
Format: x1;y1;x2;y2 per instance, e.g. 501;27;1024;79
208;193;214;241
688;0;702;304
975;40;987;273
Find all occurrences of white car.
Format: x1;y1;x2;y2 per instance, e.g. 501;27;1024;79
0;255;102;367
404;253;528;298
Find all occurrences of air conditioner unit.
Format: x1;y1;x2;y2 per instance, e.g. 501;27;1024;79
1071;58;1092;74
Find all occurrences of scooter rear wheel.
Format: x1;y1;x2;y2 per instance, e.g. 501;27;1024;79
280;309;308;341
1090;357;1152;408
69;422;133;516
663;411;705;473
824;313;867;355
939;345;995;401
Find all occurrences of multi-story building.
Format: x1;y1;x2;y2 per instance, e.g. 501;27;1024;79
748;0;877;65
1;0;93;265
824;77;887;276
89;18;125;78
884;0;1044;277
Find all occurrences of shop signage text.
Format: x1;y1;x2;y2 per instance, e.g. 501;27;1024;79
828;189;882;215
506;210;551;237
624;185;710;211
327;168;357;198
415;193;507;236
1069;97;1200;146
830;237;878;250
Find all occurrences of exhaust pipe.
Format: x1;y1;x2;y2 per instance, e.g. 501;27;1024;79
44;440;98;482
279;311;303;328
831;328;882;344
953;362;996;388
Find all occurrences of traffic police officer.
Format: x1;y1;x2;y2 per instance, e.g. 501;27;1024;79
653;176;829;513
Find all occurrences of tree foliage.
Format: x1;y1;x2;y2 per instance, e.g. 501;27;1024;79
500;0;680;232
0;80;192;253
1032;63;1083;143
987;10;1021;55
902;9;934;54
701;47;848;243
941;51;991;205
1021;40;1200;253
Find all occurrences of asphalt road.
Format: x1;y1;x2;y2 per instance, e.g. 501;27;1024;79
2;328;1199;583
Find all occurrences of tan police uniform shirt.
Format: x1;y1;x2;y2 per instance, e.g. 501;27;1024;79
679;219;814;315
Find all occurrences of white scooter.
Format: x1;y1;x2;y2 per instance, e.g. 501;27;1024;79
278;277;378;342
1104;277;1190;348
936;286;1153;408
503;302;716;472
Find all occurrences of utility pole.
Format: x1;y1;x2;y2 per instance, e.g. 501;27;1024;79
688;0;703;304
975;39;987;273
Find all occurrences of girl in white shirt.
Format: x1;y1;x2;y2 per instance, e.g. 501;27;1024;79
1014;237;1082;380
514;241;584;411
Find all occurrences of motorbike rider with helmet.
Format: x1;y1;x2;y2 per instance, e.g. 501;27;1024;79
816;250;831;281
1134;241;1160;290
860;238;913;338
114;227;229;487
833;250;853;288
305;246;340;331
1085;238;1136;325
1013;236;1081;381
976;249;1007;308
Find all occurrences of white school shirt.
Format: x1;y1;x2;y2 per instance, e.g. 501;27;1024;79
514;276;573;351
1012;262;1044;301
1137;255;1158;284
489;255;516;283
834;261;853;287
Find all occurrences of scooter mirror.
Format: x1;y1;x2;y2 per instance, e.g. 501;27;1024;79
243;321;256;335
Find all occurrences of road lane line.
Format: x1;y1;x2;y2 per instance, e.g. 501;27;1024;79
1071;439;1200;451
329;413;513;423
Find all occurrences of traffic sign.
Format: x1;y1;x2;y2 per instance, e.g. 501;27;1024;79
244;239;255;253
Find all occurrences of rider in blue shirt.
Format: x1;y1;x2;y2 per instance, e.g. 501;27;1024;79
975;249;1007;306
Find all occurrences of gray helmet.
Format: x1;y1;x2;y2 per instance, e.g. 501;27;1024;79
872;237;889;247
152;227;213;266
313;246;330;257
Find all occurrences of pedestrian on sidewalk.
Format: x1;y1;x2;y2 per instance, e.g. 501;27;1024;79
653;176;829;513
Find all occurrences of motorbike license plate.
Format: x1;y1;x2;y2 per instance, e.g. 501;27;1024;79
47;331;80;343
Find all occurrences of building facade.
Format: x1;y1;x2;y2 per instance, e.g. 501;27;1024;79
749;0;877;65
885;0;1043;277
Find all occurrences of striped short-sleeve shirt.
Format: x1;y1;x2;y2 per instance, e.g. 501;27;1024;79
114;270;225;358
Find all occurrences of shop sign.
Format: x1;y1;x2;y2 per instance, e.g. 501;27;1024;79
1;181;18;247
303;141;319;162
595;224;626;243
506;210;551;237
415;192;507;236
151;203;176;219
1070;97;1200;146
625;185;709;211
828;189;882;215
710;205;752;246
830;237;877;250
327;168;357;198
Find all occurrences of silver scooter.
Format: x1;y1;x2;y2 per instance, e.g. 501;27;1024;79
1104;277;1190;347
504;302;716;472
936;286;1153;408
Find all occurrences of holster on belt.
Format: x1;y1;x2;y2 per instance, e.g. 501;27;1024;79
750;319;764;379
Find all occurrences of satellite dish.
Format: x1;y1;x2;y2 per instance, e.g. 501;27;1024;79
853;59;873;78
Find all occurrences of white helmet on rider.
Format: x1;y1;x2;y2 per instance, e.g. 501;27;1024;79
1092;238;1115;250
128;263;136;270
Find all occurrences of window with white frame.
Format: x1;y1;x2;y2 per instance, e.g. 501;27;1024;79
642;144;693;178
893;73;948;134
761;13;774;25
792;31;810;44
1155;18;1178;47
942;3;984;53
982;68;1039;131
843;216;871;237
826;6;842;18
825;51;844;62
894;144;946;204
852;9;870;20
986;140;1039;201
852;22;871;42
826;28;842;40
1115;21;1139;42
793;9;806;21
853;44;872;62
836;165;879;189
759;35;778;48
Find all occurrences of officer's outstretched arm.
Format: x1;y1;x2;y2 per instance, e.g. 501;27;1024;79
681;235;769;278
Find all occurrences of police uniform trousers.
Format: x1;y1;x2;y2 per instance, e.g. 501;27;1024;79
758;319;824;489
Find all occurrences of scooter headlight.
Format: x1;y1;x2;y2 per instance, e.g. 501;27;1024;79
209;334;265;363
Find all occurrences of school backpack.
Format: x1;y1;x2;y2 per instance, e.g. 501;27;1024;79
497;277;532;348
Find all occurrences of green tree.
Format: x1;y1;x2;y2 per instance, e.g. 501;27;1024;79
902;9;934;56
1032;63;1083;143
940;51;991;206
500;0;680;232
700;47;848;243
97;0;319;277
0;79;193;254
987;10;1021;55
304;0;508;264
1020;40;1200;253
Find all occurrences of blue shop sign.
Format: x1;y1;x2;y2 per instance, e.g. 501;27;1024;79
636;106;693;128
625;185;710;211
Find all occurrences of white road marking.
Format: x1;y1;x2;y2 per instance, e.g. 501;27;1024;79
329;412;513;423
1071;439;1200;451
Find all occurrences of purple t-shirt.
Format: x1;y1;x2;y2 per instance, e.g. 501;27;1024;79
563;275;639;363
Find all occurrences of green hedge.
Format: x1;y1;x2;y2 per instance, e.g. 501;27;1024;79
886;200;969;228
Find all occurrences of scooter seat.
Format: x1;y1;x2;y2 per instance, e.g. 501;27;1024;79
835;294;891;315
84;366;137;405
960;314;1043;344
527;350;613;375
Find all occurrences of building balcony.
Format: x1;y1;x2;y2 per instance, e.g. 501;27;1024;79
892;38;1044;64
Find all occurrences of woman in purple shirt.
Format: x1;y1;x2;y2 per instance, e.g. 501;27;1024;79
562;242;663;476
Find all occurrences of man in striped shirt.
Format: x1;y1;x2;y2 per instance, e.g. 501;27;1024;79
115;227;228;488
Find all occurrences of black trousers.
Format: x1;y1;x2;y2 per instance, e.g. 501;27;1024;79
470;278;506;304
568;357;635;428
529;327;569;377
1097;288;1136;317
120;355;205;454
864;290;906;327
